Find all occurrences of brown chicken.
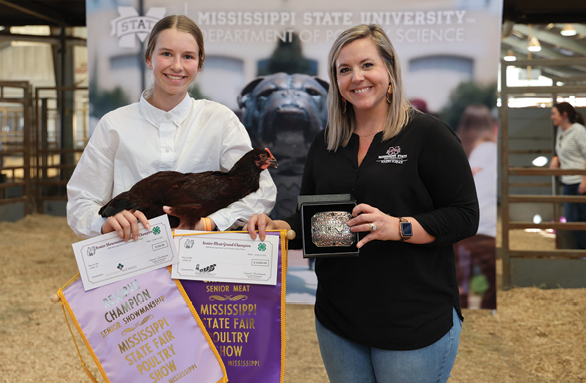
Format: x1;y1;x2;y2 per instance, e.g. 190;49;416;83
99;148;278;228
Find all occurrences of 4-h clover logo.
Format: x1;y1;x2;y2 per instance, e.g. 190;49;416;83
153;226;161;235
117;263;124;270
258;243;267;252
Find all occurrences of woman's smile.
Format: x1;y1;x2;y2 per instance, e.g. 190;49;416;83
165;74;186;81
353;87;372;94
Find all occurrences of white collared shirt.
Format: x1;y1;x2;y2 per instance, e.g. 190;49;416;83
555;122;586;185
67;93;276;238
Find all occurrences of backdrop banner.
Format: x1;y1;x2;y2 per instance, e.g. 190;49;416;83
87;0;502;309
58;267;227;383
180;230;287;383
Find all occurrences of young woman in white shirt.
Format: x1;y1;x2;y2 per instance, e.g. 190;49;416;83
67;15;276;241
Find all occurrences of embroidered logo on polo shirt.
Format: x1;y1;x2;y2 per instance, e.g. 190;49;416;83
377;146;408;164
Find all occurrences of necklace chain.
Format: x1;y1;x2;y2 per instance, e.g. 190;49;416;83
358;130;381;137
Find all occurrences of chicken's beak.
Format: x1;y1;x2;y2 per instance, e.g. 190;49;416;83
267;158;278;168
265;148;279;168
261;156;278;169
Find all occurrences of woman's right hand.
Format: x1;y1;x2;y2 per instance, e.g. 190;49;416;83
101;210;150;242
550;156;560;169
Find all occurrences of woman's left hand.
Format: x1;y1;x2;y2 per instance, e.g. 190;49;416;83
347;203;400;248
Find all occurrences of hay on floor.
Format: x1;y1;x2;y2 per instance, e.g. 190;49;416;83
0;215;584;383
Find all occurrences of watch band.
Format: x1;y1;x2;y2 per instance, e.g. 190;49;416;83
399;217;412;241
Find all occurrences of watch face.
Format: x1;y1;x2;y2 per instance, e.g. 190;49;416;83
401;221;413;237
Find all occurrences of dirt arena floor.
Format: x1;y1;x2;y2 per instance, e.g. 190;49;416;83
0;214;585;383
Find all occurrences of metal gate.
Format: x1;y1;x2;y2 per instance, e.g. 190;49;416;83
0;81;88;220
34;86;89;215
0;81;33;219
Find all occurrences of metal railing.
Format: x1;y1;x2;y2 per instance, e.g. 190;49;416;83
0;82;88;216
33;86;88;213
0;81;32;213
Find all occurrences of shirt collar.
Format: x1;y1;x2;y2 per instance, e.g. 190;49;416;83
139;92;192;128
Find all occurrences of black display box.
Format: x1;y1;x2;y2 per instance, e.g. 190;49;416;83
298;194;359;258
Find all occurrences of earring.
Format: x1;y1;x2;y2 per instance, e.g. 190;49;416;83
149;65;153;70
342;98;347;114
386;83;393;104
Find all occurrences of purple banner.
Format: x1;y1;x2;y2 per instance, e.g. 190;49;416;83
59;267;227;383
181;231;286;383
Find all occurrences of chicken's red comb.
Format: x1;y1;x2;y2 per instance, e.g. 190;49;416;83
264;148;275;158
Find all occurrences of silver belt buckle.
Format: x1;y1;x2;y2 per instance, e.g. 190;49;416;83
311;211;355;247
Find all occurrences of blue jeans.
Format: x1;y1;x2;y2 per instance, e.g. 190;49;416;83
563;183;586;249
315;307;462;383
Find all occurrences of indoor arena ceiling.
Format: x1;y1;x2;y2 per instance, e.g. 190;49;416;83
0;0;86;27
501;0;586;82
502;0;586;24
0;0;584;28
501;23;586;75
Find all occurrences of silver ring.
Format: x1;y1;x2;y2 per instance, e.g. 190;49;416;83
369;223;377;232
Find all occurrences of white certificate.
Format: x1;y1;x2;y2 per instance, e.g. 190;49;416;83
72;214;177;291
171;231;279;285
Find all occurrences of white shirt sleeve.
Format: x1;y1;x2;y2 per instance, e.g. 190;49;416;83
576;125;586;159
66;118;116;238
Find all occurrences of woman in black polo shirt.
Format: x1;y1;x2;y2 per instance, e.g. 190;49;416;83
245;24;478;382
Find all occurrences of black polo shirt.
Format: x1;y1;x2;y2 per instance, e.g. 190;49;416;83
285;110;479;350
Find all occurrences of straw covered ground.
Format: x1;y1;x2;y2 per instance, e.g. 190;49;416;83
0;214;585;383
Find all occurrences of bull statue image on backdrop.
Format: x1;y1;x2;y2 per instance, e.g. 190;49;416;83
238;72;329;218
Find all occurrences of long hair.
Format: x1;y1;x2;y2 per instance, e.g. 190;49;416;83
456;105;496;158
326;24;411;151
554;102;585;125
143;15;205;98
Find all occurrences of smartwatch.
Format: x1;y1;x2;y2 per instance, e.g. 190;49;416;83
399;217;413;241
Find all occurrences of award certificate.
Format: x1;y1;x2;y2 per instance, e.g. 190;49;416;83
171;231;279;285
72;214;177;291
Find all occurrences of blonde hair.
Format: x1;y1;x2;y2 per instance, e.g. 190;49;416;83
326;24;411;151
